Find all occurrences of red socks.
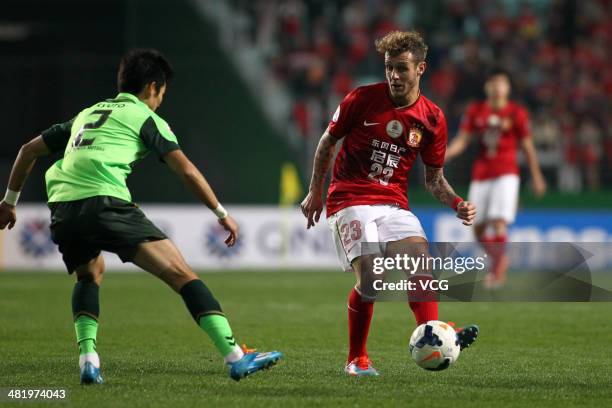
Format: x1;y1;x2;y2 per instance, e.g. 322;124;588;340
347;287;374;362
408;300;439;325
348;282;439;362
481;234;508;281
407;274;439;324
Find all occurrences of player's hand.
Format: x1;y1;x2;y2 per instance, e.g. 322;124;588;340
456;201;476;226
218;215;238;247
532;175;547;199
0;201;17;230
300;190;323;229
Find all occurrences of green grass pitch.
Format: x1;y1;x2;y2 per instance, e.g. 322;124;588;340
1;271;612;407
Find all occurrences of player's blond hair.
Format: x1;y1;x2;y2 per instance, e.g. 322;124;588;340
375;31;428;61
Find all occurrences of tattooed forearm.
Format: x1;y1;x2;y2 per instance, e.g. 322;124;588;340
309;129;338;192
424;166;460;207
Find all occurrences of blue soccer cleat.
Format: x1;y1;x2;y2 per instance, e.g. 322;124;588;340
344;356;380;377
80;361;103;385
227;346;283;381
455;324;479;350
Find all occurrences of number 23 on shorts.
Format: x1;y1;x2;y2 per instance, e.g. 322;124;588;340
339;220;362;246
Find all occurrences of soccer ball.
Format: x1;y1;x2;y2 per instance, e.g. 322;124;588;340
409;320;460;371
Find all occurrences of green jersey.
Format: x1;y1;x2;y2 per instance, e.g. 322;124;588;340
42;92;180;203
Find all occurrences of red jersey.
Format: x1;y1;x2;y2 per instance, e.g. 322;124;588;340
326;82;447;216
460;100;530;180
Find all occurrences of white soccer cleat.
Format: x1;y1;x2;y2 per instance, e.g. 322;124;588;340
344;356;380;376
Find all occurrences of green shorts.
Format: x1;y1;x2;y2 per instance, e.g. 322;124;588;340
48;196;167;273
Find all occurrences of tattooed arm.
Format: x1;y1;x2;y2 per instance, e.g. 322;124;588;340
300;128;339;229
424;165;476;226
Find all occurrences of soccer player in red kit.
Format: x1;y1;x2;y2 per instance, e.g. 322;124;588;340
446;69;546;288
301;31;479;376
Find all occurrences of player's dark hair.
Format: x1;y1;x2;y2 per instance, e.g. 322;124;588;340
486;67;512;82
117;48;174;95
375;30;428;61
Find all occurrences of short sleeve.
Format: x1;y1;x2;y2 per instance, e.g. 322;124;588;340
459;103;477;133
515;107;531;139
328;88;361;139
420;110;448;168
41;119;75;154
139;116;181;160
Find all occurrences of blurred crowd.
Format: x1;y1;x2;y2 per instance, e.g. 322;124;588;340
229;0;611;191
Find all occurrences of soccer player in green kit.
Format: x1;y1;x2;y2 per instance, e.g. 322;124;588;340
0;49;282;383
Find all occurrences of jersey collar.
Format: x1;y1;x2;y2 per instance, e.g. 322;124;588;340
112;92;144;105
485;99;510;112
385;85;421;110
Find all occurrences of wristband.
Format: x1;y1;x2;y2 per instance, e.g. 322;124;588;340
451;197;463;212
213;203;228;220
3;189;20;206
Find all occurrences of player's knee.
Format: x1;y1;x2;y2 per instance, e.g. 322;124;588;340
352;259;362;288
93;268;104;285
473;224;486;240
75;261;104;284
81;270;103;285
76;271;95;283
354;278;361;292
492;220;507;235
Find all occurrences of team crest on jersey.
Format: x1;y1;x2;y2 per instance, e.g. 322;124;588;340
487;114;501;127
386;120;403;139
407;125;423;147
487;114;513;131
501;117;513;131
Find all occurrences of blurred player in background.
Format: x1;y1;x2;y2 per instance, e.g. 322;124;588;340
0;49;281;384
446;69;546;288
301;31;479;376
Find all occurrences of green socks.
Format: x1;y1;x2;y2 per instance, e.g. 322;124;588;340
72;279;243;363
72;280;100;357
75;311;240;361
199;314;238;358
180;279;244;361
75;315;98;355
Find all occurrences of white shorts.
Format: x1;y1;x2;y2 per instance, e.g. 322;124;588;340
468;174;520;225
327;204;426;272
